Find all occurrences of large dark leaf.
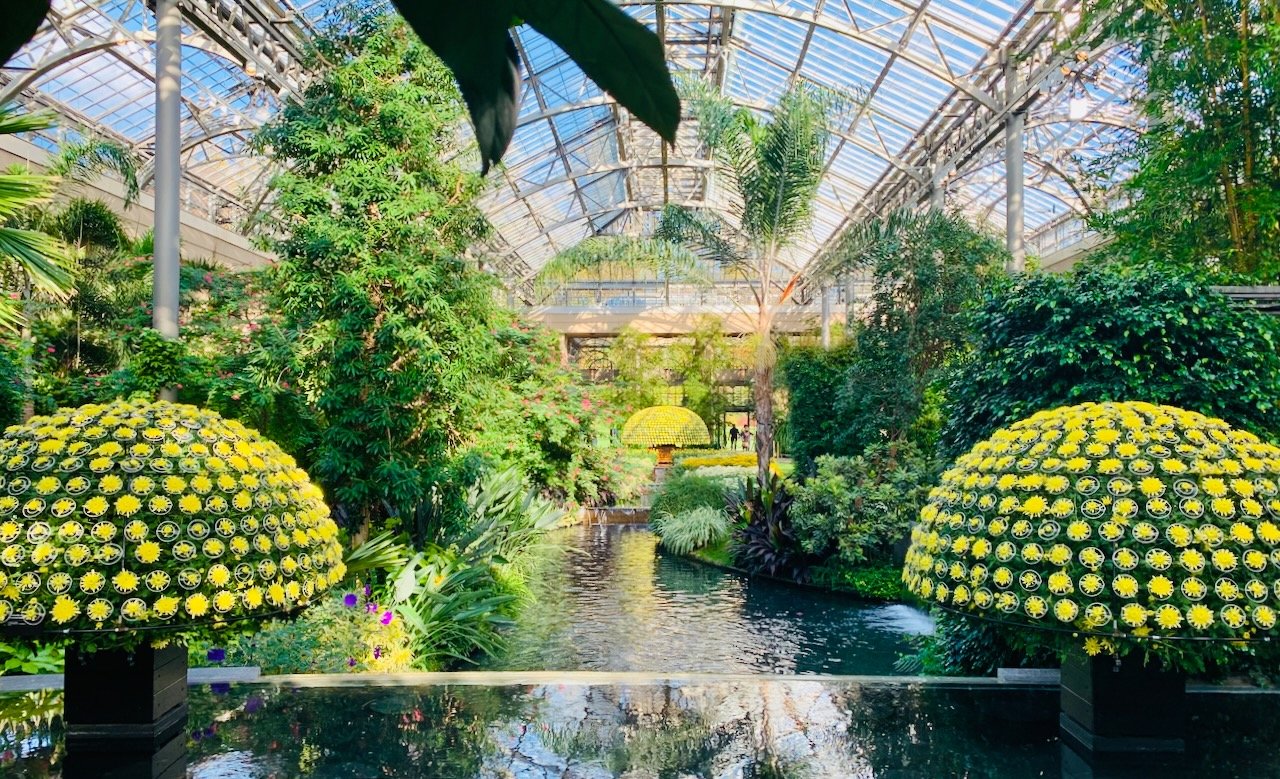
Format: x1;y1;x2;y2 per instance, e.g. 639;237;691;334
392;0;522;174
3;0;48;68
520;0;679;144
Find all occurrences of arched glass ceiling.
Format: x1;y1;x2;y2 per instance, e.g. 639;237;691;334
0;0;335;226
0;1;1140;291
479;0;1142;295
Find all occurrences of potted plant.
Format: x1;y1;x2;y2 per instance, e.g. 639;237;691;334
0;398;345;768
620;405;710;467
903;401;1280;754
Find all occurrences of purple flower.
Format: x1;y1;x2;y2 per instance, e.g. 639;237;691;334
364;584;372;597
343;593;358;608
380;610;394;626
373;646;383;659
347;657;357;667
210;682;231;695
245;696;263;714
206;647;226;663
366;602;378;614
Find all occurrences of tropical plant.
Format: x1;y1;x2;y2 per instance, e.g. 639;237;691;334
668;315;736;438
778;342;858;473
650;506;730;556
789;442;938;570
650;470;732;519
349;467;564;668
0;106;71;333
730;474;811;581
1080;0;1280;280
940;262;1280;459
600;325;668;414
905;401;1280;674
542;82;857;484
811;208;1003;455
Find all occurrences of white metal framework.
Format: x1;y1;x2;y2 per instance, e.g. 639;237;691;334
1;1;1140;298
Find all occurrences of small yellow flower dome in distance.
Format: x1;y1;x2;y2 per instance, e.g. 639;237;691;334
0;399;345;648
903;401;1280;647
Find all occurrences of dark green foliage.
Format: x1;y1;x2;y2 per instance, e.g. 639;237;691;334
1083;0;1280;280
778;342;857;473
394;0;678;173
831;210;1003;454
650;471;731;518
128;328;186;396
941;262;1280;458
896;611;1058;676
808;563;902;601
789;442;937;569
0;343;24;430
49;199;126;251
2;1;47;71
729;475;812;582
650;506;730;556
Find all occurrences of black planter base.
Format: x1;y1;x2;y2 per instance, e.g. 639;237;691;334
62;642;189;777
1059;649;1186;755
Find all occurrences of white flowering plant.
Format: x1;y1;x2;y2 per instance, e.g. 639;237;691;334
903;401;1280;670
0;399;345;651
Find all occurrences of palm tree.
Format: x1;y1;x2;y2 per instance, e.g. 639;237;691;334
0;105;71;332
540;81;856;484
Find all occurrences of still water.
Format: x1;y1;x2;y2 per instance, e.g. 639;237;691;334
5;681;1280;777
485;523;934;674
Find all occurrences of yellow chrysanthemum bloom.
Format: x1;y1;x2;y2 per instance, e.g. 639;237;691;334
112;570;140;594
114;494;142;517
50;595;79;624
1187;604;1214;630
153;596;181;619
134;542;162;565
86;599;112;622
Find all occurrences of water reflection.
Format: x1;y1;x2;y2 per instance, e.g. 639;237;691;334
489;524;933;674
4;682;1280;777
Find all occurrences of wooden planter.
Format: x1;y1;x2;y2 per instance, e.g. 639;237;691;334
1059;648;1186;755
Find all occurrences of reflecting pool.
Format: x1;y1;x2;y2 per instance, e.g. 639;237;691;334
486;523;933;674
4;680;1280;777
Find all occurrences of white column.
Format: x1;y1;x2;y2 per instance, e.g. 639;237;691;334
820;285;831;349
154;0;182;400
1004;56;1025;271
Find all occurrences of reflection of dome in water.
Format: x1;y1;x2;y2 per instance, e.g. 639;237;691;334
0;399;344;640
903;401;1280;644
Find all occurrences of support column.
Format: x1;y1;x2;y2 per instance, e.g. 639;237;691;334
820;285;831;349
154;0;182;401
1004;56;1026;272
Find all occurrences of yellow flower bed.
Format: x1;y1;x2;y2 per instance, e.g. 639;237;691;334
678;453;758;469
0;399;344;643
903;401;1280;655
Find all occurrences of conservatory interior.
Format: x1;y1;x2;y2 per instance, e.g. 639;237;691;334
0;0;1278;777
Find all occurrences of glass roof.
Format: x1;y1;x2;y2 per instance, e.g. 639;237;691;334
0;1;1139;290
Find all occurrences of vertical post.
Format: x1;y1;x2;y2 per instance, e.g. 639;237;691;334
819;285;831;349
1004;55;1025;272
154;0;182;402
930;169;946;210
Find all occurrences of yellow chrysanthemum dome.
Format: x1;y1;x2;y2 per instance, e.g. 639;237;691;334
621;406;710;465
0;399;344;644
903;401;1280;648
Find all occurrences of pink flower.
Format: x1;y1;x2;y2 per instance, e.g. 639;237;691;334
380;610;394;625
230;393;241;400
45;347;55;353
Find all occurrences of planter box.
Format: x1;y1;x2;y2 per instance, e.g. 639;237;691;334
64;643;188;748
1059;649;1185;755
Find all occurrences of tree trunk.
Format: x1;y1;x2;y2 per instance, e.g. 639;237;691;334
754;358;773;485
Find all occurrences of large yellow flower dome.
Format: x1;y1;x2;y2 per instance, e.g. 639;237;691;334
620;405;710;449
903;401;1280;644
0;399;344;639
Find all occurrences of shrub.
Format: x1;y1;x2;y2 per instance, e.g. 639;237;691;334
789;442;937;569
730;475;813;581
650;471;731;517
220;589;414;674
651;506;730;556
808;563;903;601
942;262;1280;458
778;343;858;474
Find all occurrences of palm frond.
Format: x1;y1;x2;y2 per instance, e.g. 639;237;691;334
0;226;71;297
49;138;141;207
0;105;55;137
809;207;937;282
654;205;751;272
0;169;57;219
